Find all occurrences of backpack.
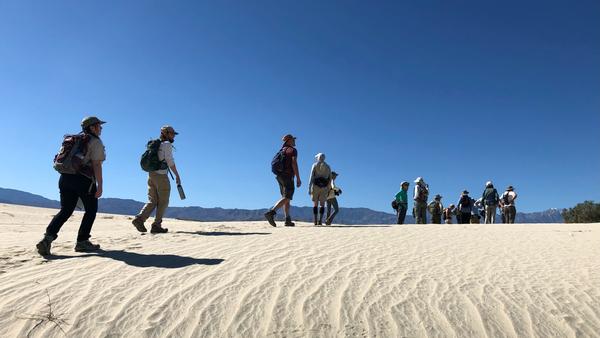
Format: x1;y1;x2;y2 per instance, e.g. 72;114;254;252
314;177;329;188
140;139;168;172
484;189;499;205
459;195;471;209
391;200;399;210
416;184;429;202
53;133;92;176
271;147;287;175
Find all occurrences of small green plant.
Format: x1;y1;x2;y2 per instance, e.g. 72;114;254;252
562;201;600;223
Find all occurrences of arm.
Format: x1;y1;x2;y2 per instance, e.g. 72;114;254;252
163;143;181;185
170;164;181;185
307;164;314;194
292;156;301;188
92;160;103;198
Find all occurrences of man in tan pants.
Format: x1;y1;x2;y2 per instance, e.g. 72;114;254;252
133;125;182;234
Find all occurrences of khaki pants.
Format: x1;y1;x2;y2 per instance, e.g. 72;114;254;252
137;172;171;226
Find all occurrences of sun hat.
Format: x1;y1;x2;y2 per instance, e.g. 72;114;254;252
506;185;514;191
161;125;179;135
81;116;106;129
401;181;409;186
462;190;469;195
414;177;424;183
434;194;442;199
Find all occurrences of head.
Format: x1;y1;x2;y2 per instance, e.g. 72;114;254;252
449;204;455;210
282;134;296;147
401;181;409;191
315;153;325;162
506;185;514;191
414;177;424;185
81;116;106;137
486;181;493;188
331;171;338;179
160;125;179;142
435;194;442;201
462;190;469;196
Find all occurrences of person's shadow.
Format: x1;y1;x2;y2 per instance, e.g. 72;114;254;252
175;231;271;236
47;250;224;269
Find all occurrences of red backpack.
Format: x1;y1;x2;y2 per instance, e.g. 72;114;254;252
53;133;92;177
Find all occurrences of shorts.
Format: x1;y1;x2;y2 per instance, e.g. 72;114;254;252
276;174;295;200
311;185;330;203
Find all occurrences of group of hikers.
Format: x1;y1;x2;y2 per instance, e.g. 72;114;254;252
34;117;517;257
264;134;342;227
36;117;183;256
393;178;518;225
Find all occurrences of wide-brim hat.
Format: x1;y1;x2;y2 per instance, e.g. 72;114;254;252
414;177;424;183
81;116;106;129
161;125;179;135
434;194;442;199
462;190;469;194
506;186;514;191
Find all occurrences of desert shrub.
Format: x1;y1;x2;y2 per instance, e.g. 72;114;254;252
562;201;600;223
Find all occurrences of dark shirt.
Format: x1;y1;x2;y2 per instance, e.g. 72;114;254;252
282;146;297;176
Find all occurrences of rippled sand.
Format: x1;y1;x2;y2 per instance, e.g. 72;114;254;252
1;203;599;337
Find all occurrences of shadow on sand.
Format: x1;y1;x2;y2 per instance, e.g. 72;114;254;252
175;231;271;236
325;225;392;228
47;250;224;268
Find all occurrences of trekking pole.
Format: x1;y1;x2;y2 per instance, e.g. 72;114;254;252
167;168;175;180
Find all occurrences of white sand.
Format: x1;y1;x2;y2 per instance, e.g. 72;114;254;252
0;203;599;337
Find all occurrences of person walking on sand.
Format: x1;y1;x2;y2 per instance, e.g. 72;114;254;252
428;194;444;224
36;116;106;256
308;153;332;226
394;181;410;224
443;204;456;224
501;186;518;223
265;134;302;227
132;125;182;234
413;177;429;224
457;190;473;224
482;181;499;224
325;171;342;225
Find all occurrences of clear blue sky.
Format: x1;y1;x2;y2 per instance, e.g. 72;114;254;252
1;0;599;213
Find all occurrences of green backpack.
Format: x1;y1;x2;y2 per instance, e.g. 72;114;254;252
140;139;168;172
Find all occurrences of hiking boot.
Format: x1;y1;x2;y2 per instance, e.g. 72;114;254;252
264;210;277;227
75;240;101;252
36;236;53;256
150;226;169;234
132;218;147;233
284;217;295;227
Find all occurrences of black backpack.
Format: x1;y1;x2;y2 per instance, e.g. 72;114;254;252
484;189;499;205
53;133;92;176
140;139;168;172
271;147;287;175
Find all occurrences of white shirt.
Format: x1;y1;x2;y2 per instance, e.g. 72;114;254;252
156;141;175;175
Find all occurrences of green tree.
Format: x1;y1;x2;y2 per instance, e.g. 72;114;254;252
562;201;600;223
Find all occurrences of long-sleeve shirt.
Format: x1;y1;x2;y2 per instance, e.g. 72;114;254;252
395;190;408;204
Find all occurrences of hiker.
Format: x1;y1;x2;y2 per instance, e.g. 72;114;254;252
132;125;182;234
264;134;302;227
308;153;332;225
481;181;500;224
394;181;410;224
413;177;429;224
498;197;507;223
443;204;455;224
36;116;106;255
457;190;473;224
325;171;342;225
427;194;443;224
474;198;485;220
501;186;518;223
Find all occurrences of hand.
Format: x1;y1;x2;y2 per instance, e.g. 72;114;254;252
95;186;103;199
296;178;302;188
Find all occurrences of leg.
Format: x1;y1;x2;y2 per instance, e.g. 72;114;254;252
327;198;339;225
318;200;325;225
152;174;171;228
136;175;159;222
76;178;98;242
45;175;79;240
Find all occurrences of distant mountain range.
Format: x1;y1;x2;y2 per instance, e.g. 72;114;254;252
0;187;565;224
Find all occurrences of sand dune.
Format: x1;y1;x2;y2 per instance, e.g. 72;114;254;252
0;203;599;337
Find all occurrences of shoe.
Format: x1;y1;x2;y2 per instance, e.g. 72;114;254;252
264;210;277;227
284;218;295;227
75;240;101;252
36;236;53;256
132;218;147;233
150;226;168;234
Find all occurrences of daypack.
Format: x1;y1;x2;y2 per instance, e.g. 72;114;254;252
484;188;499;205
391;199;399;210
314;177;329;188
271;147;287;175
459;195;471;210
416;184;429;202
140;139;168;172
53;133;92;176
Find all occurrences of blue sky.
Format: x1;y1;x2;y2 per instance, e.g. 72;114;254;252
1;0;599;213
